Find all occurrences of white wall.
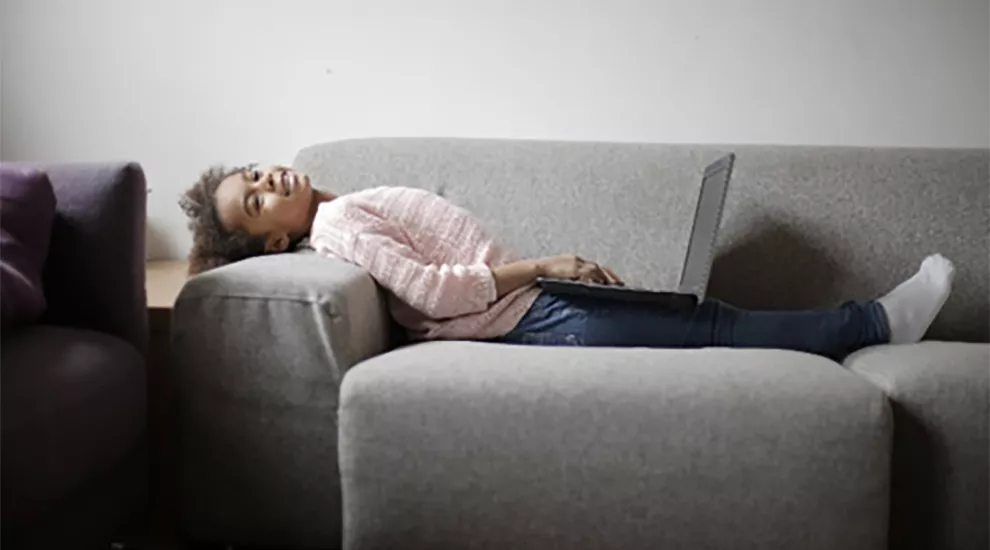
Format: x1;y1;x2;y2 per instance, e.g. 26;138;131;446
2;0;988;259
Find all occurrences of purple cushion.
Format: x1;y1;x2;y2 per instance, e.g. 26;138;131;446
0;165;56;328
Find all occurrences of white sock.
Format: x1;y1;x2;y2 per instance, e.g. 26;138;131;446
877;254;955;344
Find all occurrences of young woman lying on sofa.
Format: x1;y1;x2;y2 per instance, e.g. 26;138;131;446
179;164;954;361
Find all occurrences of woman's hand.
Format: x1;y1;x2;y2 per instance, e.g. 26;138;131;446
537;254;624;286
491;254;624;300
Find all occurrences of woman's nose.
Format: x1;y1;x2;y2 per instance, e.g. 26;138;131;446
262;172;276;191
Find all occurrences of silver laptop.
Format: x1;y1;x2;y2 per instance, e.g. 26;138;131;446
537;153;735;311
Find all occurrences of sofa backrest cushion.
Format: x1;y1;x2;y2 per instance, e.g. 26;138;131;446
294;138;989;342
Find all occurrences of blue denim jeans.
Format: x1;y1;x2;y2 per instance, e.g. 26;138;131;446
500;292;891;360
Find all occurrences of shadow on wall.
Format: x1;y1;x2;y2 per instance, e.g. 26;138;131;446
708;215;849;311
708;212;989;342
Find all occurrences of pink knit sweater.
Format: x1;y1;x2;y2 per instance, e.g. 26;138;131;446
309;186;541;341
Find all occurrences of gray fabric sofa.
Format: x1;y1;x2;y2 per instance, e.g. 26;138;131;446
1;162;148;549
172;139;989;550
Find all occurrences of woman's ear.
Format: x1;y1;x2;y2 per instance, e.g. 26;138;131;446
264;232;290;253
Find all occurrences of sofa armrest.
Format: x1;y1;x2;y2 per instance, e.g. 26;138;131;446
845;342;989;550
39;162;148;353
171;252;392;547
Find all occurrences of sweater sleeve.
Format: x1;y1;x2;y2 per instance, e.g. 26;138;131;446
338;205;498;320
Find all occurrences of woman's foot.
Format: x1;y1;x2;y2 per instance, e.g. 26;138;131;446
878;254;955;344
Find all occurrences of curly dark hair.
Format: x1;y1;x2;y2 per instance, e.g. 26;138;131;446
179;165;267;274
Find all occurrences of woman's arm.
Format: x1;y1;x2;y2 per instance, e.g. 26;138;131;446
317;203;498;319
315;203;623;318
492;260;542;298
493;255;625;297
350;230;497;319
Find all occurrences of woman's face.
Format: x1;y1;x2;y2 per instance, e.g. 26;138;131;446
215;165;314;251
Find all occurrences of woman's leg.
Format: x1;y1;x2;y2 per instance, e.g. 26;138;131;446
681;300;889;359
574;298;888;360
503;255;954;360
582;254;954;359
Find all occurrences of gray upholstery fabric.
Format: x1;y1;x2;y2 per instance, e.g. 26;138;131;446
845;343;990;550
1;326;146;529
339;342;892;550
295;138;989;342
171;252;392;547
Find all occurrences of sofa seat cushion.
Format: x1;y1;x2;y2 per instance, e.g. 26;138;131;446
339;341;893;550
845;342;989;550
1;326;146;525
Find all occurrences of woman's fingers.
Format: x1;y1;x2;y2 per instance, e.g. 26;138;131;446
572;260;625;286
590;265;609;285
596;266;617;285
602;266;625;286
577;262;607;284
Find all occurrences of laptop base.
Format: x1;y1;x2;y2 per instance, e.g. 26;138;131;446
536;278;699;312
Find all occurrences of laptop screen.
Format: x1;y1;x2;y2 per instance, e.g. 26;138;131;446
677;153;735;299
